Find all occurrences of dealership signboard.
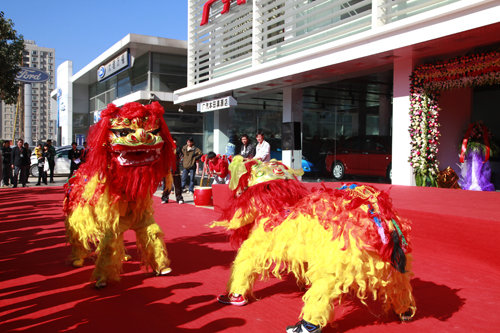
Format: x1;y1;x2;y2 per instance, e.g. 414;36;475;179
197;96;237;112
97;49;130;82
16;67;49;83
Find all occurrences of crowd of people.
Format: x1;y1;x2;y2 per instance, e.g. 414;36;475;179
0;138;89;188
1;132;271;194
160;131;272;203
1;138;56;188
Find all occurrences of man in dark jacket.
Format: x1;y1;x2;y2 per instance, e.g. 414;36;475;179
161;138;184;204
46;139;57;183
68;142;81;178
12;139;30;188
2;141;13;187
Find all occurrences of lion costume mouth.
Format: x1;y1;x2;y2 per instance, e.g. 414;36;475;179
111;142;164;166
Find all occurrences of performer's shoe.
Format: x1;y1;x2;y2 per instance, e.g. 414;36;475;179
285;320;321;333
399;309;414;322
95;279;107;289
217;293;248;306
123;254;132;261
156;267;172;276
72;258;84;267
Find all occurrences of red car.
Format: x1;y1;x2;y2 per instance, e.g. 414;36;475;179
325;136;391;180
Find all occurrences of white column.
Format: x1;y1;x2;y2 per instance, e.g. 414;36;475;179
282;87;302;171
213;109;230;155
24;84;32;145
392;56;415;186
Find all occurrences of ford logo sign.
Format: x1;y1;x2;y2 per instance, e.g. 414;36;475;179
97;66;106;79
16;67;49;83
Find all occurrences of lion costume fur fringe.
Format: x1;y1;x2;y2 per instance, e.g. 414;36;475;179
213;156;416;328
63;102;176;285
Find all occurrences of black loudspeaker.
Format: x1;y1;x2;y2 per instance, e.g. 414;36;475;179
282;122;301;150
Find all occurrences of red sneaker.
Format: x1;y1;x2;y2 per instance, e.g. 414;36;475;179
217;293;248;306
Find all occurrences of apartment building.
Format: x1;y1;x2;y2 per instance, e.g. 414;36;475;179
1;40;56;144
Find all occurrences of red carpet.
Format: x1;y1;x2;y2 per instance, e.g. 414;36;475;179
1;184;499;332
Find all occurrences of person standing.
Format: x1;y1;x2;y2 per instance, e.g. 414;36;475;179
254;131;271;162
12;139;30;188
206;151;230;184
68;142;81;178
2;141;13;187
80;141;89;164
238;134;256;160
46;139;56;183
23;142;32;184
36;144;48;185
162;138;184;204
181;137;202;194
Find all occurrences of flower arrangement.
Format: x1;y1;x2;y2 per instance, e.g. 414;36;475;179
409;50;500;187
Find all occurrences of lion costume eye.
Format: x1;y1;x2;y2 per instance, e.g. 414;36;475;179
149;128;160;135
112;129;133;137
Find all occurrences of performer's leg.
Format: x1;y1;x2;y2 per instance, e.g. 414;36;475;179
92;231;125;288
225;235;265;298
173;174;183;202
134;219;171;275
387;271;416;321
300;273;340;330
69;237;90;267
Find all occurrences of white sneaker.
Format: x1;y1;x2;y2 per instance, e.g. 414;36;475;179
178;200;184;204
285;320;321;333
156;267;172;276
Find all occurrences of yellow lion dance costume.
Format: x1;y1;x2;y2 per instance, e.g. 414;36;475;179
63;102;176;288
214;156;416;333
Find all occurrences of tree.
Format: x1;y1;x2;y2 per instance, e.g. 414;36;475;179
0;11;24;105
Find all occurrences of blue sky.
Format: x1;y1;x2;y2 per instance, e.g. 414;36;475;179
2;1;188;73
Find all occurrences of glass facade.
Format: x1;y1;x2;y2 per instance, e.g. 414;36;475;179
89;52;187;114
85;50;204;153
302;72;393;182
151;53;187;92
215;71;393;183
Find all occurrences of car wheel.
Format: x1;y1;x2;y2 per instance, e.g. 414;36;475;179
332;161;345;180
30;165;39;177
386;163;392;181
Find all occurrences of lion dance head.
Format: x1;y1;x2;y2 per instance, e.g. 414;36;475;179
64;102;176;211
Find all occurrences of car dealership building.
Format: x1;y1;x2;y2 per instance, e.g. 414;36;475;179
174;0;500;186
53;34;206;150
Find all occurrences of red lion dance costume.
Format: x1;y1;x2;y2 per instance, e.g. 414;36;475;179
214;156;416;333
63;102;176;288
